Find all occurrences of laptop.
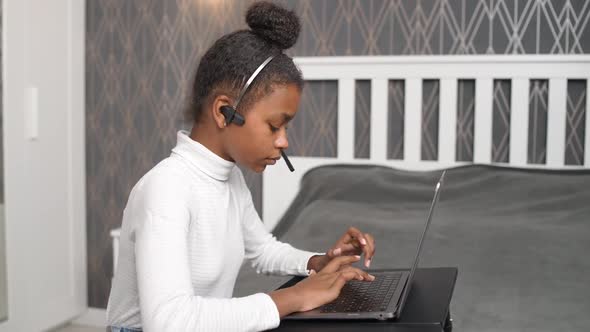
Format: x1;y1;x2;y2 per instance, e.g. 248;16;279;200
282;170;446;320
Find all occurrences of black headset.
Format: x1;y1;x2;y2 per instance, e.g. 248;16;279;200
219;55;295;172
219;55;275;127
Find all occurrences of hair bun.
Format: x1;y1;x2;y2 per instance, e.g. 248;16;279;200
246;1;300;50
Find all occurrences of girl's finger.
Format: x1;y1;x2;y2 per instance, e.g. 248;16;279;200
322;255;361;273
337;243;361;255
363;233;376;267
339;266;376;281
346;227;368;247
344;227;372;267
330;271;363;290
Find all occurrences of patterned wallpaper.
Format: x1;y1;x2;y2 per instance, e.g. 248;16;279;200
387;80;405;159
456;80;475;162
86;0;590;308
294;0;590;55
492;80;512;163
421;80;440;160
566;80;587;165
285;81;338;157
355;80;371;159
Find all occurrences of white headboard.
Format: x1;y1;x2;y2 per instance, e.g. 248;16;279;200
262;55;590;230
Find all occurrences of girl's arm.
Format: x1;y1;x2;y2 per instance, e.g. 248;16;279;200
132;175;282;331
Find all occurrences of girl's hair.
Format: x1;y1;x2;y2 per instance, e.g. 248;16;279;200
186;1;303;123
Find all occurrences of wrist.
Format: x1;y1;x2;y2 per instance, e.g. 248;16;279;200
307;254;329;272
269;287;303;317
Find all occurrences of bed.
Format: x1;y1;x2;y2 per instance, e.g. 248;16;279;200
235;164;590;331
233;55;590;331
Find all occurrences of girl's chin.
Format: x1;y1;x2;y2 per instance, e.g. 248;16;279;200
255;164;267;173
245;162;266;173
240;158;276;173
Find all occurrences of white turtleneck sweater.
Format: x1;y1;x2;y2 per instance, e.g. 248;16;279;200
106;130;319;331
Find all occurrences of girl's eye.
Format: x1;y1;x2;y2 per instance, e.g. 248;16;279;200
270;124;280;132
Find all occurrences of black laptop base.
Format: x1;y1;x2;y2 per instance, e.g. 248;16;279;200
271;267;458;332
281;269;410;320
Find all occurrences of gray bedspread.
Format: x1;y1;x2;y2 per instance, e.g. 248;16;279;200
234;164;590;331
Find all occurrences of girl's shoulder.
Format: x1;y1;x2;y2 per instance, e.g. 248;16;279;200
130;157;193;205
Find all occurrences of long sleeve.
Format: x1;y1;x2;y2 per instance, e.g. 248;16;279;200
239;174;322;276
107;131;312;330
132;174;280;332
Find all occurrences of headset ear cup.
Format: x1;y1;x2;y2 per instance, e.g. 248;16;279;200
220;105;235;125
232;112;245;126
219;105;245;126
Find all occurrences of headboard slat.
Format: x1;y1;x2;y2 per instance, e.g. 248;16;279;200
510;78;530;165
370;79;388;161
547;78;568;167
404;78;422;162
338;79;355;160
439;78;458;163
474;78;494;163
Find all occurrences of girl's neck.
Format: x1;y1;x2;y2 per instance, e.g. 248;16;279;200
189;123;233;162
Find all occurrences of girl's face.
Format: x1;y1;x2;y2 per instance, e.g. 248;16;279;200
225;83;301;173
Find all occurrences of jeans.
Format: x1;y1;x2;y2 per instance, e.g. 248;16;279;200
109;327;142;332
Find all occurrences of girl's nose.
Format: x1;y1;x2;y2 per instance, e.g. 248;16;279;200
275;133;288;149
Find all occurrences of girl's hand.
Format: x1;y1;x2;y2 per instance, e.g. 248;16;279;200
328;226;376;268
308;227;376;272
288;255;375;313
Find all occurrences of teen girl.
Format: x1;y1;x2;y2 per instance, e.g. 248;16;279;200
107;2;376;331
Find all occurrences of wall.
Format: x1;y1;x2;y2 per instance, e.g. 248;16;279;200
0;0;4;202
86;0;590;308
0;2;7;322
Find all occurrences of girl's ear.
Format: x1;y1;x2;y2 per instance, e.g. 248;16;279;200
210;95;233;129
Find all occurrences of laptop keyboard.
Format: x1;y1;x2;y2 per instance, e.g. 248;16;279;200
320;272;402;313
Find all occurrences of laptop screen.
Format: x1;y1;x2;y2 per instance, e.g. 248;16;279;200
397;170;446;314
